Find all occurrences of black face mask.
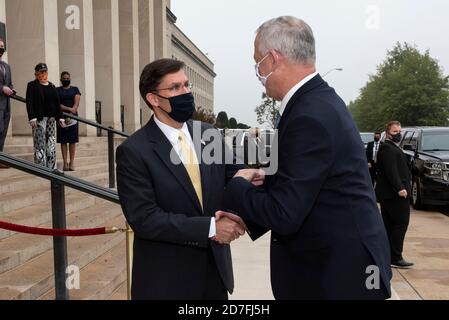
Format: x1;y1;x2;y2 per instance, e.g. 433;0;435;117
374;137;381;142
0;48;5;56
61;80;71;87
390;133;402;143
155;92;196;123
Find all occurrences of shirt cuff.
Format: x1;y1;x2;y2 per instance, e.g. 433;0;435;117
29;118;37;122
208;217;216;238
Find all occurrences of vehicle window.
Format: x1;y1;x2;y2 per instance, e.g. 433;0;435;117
360;133;373;144
401;131;414;146
422;131;449;151
409;132;418;150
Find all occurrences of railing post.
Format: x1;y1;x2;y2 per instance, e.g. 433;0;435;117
51;176;69;300
108;128;115;189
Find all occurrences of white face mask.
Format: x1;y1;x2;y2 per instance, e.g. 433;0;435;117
255;54;273;86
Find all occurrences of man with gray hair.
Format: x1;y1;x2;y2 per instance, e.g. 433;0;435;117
223;16;393;299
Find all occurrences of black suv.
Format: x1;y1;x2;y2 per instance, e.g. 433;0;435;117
400;127;449;209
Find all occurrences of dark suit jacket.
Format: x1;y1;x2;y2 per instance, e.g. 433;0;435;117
375;140;411;201
25;79;62;121
0;61;13;112
366;141;382;165
224;74;392;300
116;117;242;300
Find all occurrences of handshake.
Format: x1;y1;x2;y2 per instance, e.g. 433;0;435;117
212;169;266;245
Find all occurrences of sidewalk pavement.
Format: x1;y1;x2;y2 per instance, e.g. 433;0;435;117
391;207;449;300
231;207;449;300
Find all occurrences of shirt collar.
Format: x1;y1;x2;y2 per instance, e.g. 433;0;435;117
154;115;190;145
279;71;318;116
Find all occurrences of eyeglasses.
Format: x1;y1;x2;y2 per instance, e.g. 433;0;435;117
156;81;193;93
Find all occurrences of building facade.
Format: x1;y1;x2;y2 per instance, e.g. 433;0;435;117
0;0;214;137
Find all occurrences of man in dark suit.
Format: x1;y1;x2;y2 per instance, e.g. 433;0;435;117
0;38;15;168
116;59;246;300
375;121;414;269
366;131;383;186
223;16;392;299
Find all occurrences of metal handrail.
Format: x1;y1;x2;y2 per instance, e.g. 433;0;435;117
0;152;122;300
10;94;129;188
6;93;133;300
0;153;119;203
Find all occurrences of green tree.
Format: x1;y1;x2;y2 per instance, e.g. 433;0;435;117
236;123;251;129
228;117;238;129
215;111;229;129
193;106;216;125
350;42;449;131
255;93;278;128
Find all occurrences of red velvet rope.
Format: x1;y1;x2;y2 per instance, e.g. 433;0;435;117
0;221;111;237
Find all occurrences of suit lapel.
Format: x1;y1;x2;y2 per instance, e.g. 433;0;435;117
145;117;203;214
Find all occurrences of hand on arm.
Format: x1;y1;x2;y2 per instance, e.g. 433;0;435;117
234;169;266;186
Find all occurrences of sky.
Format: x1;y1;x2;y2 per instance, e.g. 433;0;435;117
171;0;449;128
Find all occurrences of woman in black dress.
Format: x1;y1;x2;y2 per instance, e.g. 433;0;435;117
57;71;81;171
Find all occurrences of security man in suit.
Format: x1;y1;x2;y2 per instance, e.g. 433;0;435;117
366;131;383;186
0;38;14;168
116;59;246;300
375;121;414;269
223;16;392;300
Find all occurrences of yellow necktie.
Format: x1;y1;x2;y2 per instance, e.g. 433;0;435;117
178;130;203;210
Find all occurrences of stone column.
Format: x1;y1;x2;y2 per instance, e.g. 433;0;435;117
119;0;140;133
58;0;96;136
93;0;121;131
138;0;155;125
153;0;167;59
6;0;60;136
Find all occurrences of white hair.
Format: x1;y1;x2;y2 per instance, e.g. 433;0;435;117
256;16;316;65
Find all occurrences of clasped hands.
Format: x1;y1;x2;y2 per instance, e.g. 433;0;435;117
212;169;266;245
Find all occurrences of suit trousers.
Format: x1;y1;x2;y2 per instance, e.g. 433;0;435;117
380;198;411;262
0;108;10;152
369;163;378;187
202;249;228;300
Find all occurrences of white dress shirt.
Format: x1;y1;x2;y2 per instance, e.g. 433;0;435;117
278;71;319;116
154;116;216;238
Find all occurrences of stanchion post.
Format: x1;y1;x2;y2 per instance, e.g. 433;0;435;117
108;128;115;189
51;177;69;300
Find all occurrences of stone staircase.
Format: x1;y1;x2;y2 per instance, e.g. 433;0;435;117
0;136;128;300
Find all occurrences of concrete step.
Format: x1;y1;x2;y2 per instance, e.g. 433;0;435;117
38;239;127;300
3;145;111;156
0;214;126;300
0;192;103;240
0;162;109;195
108;280;128;300
0;201;123;274
12;148;111;162
0;172;109;215
4;137;109;146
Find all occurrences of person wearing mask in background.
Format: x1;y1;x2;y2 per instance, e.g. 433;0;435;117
26;63;65;169
366;131;383;187
0;38;15;168
116;59;247;300
376;121;414;269
57;71;81;171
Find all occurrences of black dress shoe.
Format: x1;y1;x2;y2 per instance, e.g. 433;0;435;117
0;163;10;169
391;259;414;269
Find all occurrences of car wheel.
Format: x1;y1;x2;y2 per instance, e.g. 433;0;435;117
412;178;424;210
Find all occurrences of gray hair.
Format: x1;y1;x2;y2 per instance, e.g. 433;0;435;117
256;16;316;65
